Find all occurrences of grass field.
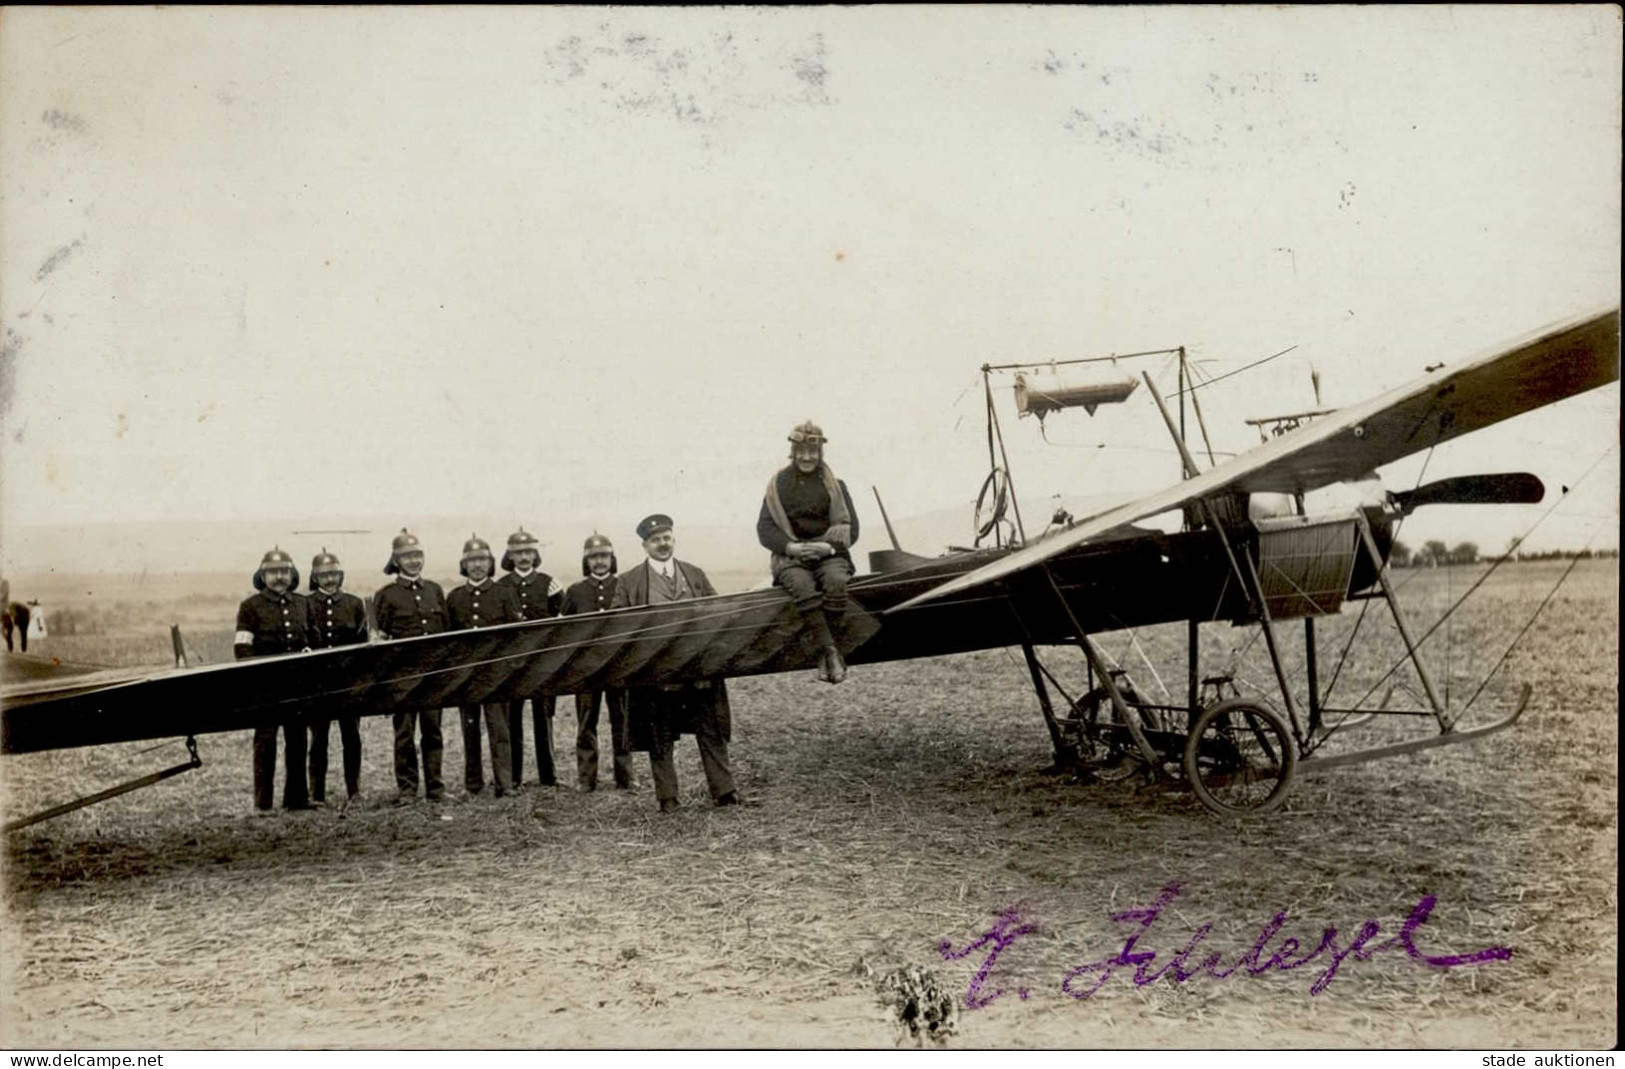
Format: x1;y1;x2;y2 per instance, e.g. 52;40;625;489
0;560;1616;1048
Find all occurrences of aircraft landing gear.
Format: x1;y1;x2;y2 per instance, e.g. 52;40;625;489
1182;699;1297;815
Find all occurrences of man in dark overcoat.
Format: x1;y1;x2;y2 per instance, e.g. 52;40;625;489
610;514;740;813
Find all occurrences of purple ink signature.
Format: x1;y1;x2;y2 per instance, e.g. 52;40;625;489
939;882;1512;1008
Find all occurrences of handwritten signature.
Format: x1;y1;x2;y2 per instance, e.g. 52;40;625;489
939;882;1511;1008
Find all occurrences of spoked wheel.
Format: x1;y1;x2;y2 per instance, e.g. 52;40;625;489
1066;682;1154;782
1183;698;1297;815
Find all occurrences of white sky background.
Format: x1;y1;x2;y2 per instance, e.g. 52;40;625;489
0;7;1618;574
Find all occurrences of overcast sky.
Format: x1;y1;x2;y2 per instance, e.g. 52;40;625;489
1;7;1618;575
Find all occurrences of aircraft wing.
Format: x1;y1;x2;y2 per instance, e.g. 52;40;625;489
892;305;1619;612
2;589;884;754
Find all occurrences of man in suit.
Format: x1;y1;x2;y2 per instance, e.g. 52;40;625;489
611;514;740;813
757;420;861;683
307;549;369;807
447;535;522;798
372;529;450;805
234;547;317;813
562;532;632;791
496;527;565;789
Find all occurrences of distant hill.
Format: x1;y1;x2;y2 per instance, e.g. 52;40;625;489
0;491;1143;591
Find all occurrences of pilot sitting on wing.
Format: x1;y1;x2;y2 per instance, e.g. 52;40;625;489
757;420;861;684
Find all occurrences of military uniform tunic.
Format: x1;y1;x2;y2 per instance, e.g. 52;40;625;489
447;578;521;631
447;579;522;795
372;576;450;799
308;590;368;649
498;570;563;620
234;590;317;810
307;589;369;801
563;573;632;789
561;574;618;615
234;591;318;658
372;577;449;639
497;570;563;786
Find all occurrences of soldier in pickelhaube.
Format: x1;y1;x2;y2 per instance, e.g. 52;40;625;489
235;547;318;812
757;420;861;683
372;529;451;805
561;532;633;791
446;535;522;798
307;549;369;807
496;527;565;789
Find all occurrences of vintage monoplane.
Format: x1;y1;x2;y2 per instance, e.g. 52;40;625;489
2;306;1617;826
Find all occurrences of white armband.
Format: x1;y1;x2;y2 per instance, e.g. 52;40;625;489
234;631;255;646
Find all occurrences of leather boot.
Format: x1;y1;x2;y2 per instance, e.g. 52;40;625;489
827;646;848;684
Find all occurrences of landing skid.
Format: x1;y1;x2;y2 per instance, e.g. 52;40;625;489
1297;684;1530;774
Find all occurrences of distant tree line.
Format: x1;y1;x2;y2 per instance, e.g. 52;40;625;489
1390;540;1618;568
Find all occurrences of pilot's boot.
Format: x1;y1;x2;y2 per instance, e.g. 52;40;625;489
825;645;848;685
803;600;840;683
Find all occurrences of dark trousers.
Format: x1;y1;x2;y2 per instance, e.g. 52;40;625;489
393;708;445;798
575;689;633;789
308;716;362;801
649;705;735;805
508;695;557;786
458;703;514;795
253;718;310;810
777;556;853;649
3;604;29;653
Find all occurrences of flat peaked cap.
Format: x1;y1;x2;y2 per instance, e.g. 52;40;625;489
636;514;674;541
583;532;614;554
788;420;827;444
461;534;494;562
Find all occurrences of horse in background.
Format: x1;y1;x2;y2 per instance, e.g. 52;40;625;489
2;600;31;653
2;578;36;653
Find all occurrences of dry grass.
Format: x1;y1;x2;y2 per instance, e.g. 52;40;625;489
0;560;1615;1048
